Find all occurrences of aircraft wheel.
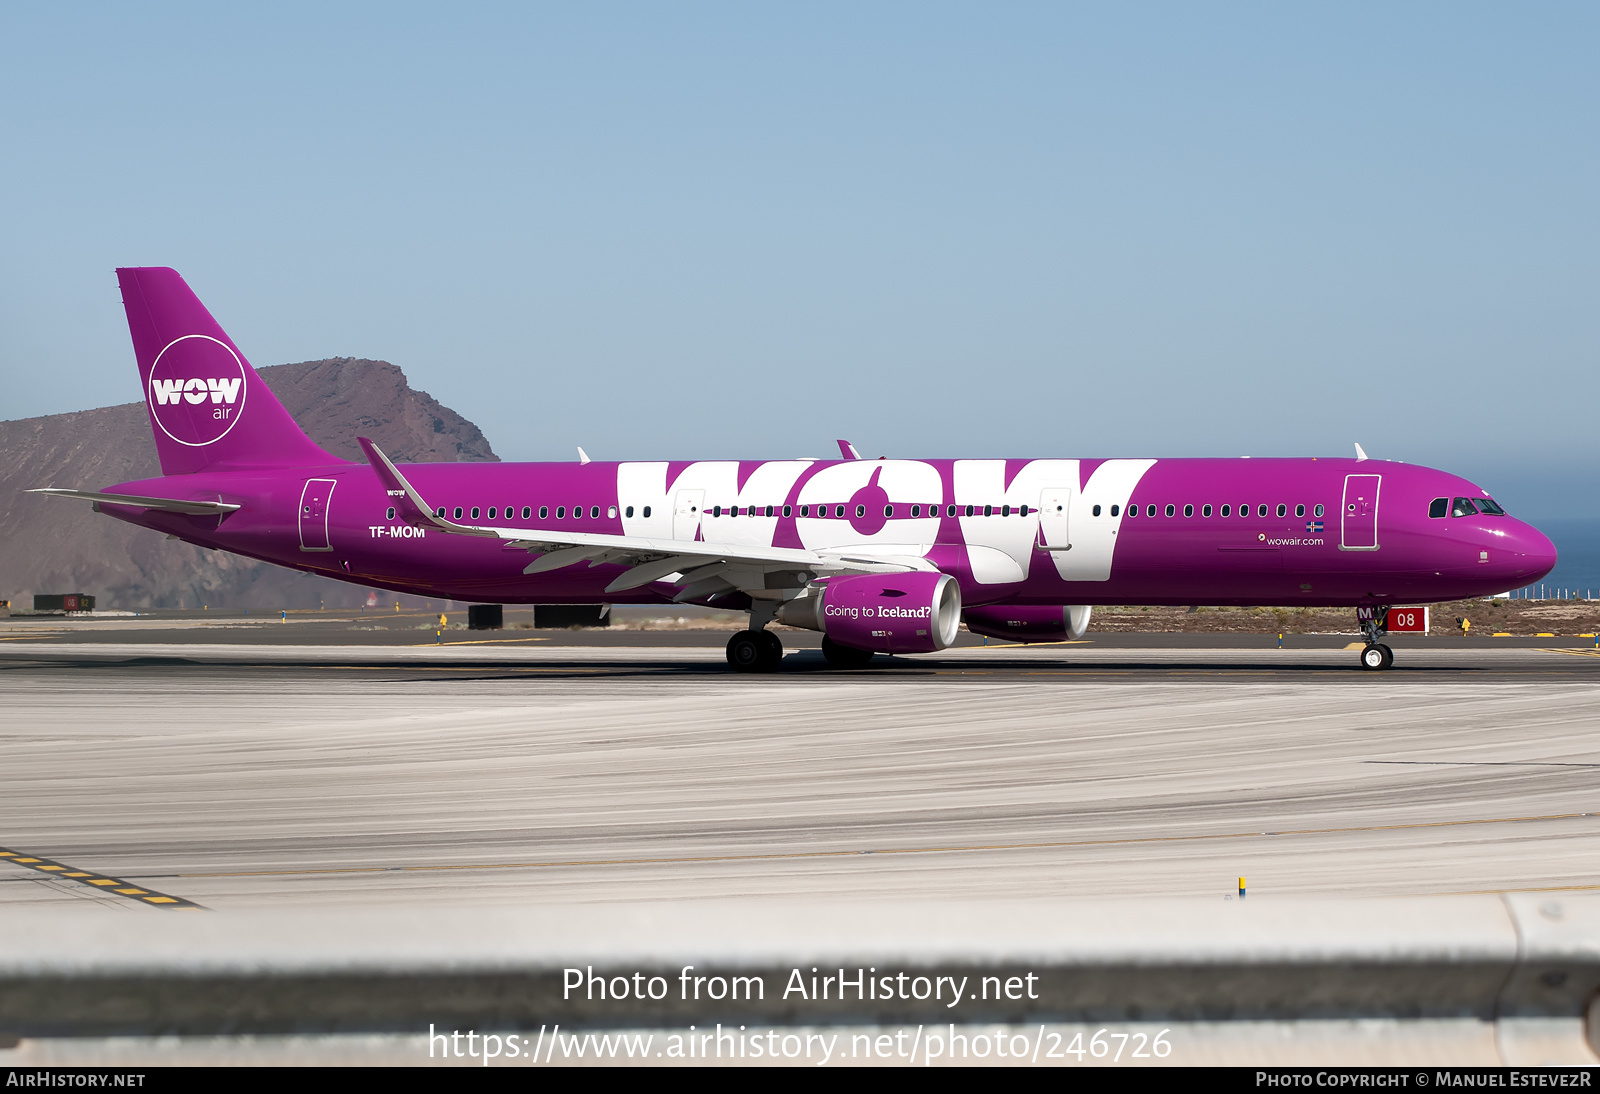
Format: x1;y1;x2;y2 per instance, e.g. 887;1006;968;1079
758;630;784;670
1359;644;1393;671
1378;643;1395;669
727;631;766;673
821;636;876;669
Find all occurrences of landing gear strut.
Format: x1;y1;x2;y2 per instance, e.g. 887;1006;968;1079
727;629;784;673
1358;611;1394;672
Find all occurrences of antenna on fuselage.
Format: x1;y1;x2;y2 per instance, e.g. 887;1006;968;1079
577;447;592;465
1354;443;1369;462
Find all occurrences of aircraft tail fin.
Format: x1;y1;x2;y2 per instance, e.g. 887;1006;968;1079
117;267;341;475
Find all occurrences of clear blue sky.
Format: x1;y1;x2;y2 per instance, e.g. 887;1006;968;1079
2;3;1595;517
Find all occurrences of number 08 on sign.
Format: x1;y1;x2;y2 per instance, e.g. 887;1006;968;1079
1385;607;1429;634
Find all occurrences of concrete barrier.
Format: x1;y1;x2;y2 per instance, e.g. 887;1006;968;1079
1;895;1596;1064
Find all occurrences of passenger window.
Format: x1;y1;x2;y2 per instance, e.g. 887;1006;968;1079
1110;504;1120;517
1182;504;1192;517
800;505;810;517
885;505;894;517
765;505;774;517
966;505;975;517
983;504;993;517
1202;504;1212;517
591;506;600;519
835;505;845;517
1257;504;1268;517
386;507;396;520
1002;504;1011;517
642;506;651;518
487;508;496;519
783;505;792;517
1476;498;1506;515
712;505;722;517
435;507;445;517
607;506;617;519
470;507;480;520
1147;504;1157;517
1092;504;1102;517
948;505;957;517
1429;497;1448;518
1295;504;1304;518
522;506;531;519
556;506;565;519
910;505;920;517
1221;505;1230;517
453;507;463;520
1020;504;1030;516
625;506;634;518
1275;504;1286;518
1452;497;1478;517
1127;504;1137;517
1165;504;1175;517
1314;504;1324;517
539;506;548;520
1240;503;1248;517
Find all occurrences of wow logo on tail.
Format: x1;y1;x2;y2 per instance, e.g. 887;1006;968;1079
146;334;249;447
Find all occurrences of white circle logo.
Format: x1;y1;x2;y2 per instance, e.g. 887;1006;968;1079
146;335;248;447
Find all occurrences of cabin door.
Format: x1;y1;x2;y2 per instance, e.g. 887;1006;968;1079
298;478;337;551
673;489;705;542
1037;486;1072;550
1340;474;1381;550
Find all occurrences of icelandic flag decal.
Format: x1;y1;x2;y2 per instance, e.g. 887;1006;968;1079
1306;520;1324;532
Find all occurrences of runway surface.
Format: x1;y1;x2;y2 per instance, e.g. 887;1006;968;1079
2;636;1598;910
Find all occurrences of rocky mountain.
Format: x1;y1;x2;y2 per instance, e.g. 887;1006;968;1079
0;359;497;610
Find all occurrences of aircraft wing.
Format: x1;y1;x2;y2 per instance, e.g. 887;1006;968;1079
27;488;242;516
358;439;931;600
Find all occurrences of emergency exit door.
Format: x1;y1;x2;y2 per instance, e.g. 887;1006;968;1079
1340;474;1381;550
673;489;705;542
298;478;337;551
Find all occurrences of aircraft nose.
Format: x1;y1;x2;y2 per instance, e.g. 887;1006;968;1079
1498;521;1558;586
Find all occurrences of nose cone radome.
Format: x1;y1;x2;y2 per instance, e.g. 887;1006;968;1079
1498;520;1558;586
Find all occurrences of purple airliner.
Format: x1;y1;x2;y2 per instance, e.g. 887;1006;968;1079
32;268;1557;673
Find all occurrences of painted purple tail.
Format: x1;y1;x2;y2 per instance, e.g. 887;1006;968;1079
117;267;339;475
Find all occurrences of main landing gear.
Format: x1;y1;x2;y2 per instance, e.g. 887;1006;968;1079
727;629;784;673
1358;611;1394;672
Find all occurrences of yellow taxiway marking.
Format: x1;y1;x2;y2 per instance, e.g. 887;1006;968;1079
1545;648;1600;659
0;846;203;908
411;637;551;647
173;810;1597;882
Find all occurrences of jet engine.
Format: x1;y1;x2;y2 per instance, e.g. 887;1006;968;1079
962;605;1092;642
777;572;962;653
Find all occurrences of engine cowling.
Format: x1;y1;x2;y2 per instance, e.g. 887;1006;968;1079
777;572;962;653
962;605;1092;643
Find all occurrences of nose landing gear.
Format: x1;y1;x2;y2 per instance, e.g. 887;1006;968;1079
1359;642;1394;671
1357;608;1395;671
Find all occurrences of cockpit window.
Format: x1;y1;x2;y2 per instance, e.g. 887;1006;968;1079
1475;498;1506;515
1451;497;1479;517
1428;497;1448;519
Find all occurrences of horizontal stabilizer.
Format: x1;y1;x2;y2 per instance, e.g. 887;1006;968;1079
27;488;241;516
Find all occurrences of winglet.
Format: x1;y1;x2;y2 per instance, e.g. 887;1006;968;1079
1354;443;1369;462
836;439;861;460
357;437;497;538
